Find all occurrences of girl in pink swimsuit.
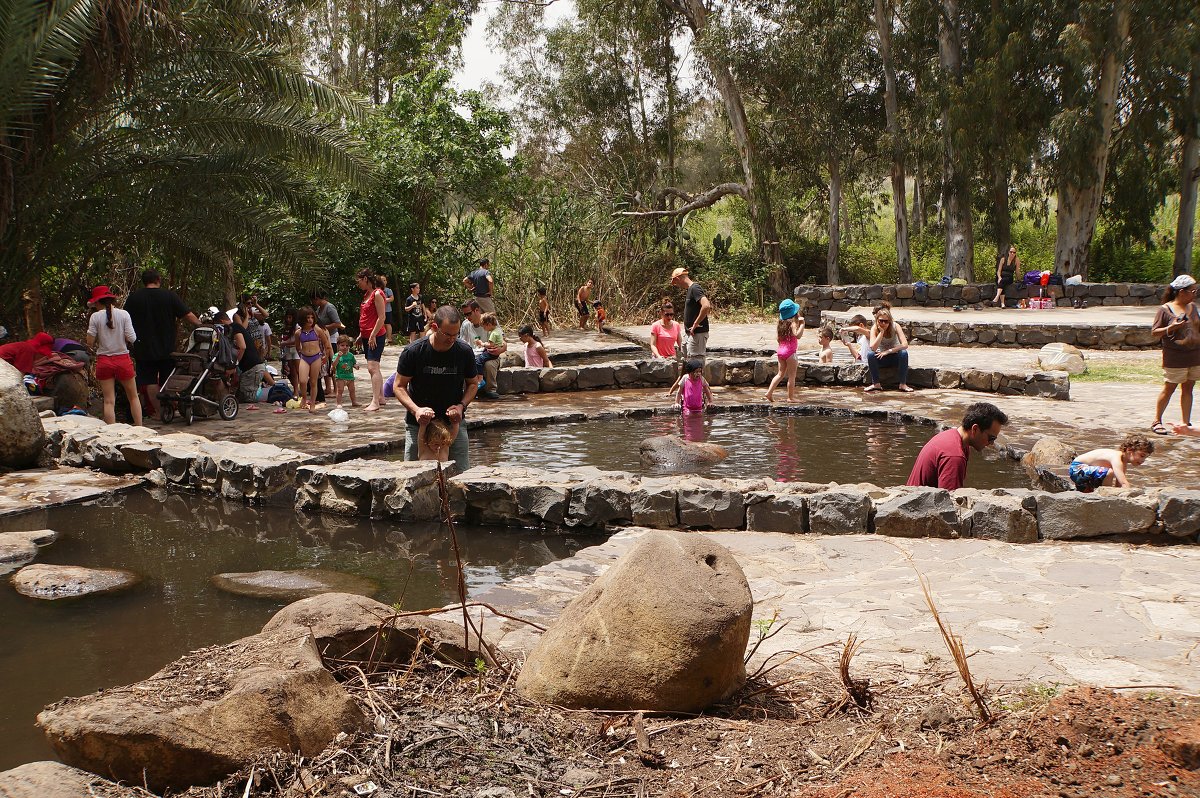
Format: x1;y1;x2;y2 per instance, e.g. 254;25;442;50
677;359;712;415
766;301;804;402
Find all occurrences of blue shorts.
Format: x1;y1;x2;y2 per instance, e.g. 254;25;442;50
1069;461;1110;493
364;335;386;362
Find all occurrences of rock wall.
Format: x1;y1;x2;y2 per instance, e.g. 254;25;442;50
496;357;1071;400
822;311;1156;350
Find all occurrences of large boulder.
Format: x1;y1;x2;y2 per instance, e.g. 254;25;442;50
1022;435;1076;470
12;564;140;600
1037;342;1086;375
262;592;493;668
0;360;46;469
639;435;727;467
210;569;377;600
516;530;752;713
0;760;139;798
38;629;366;792
873;487;959;538
1035;492;1157;539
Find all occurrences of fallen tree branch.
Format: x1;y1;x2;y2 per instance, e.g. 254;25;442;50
614;182;749;218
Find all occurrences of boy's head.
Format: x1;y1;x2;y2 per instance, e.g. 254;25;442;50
537;286;547;296
818;324;834;343
480;312;498;329
423;419;455;448
409;282;419;293
593;300;603;309
848;314;869;327
337;337;350;351
1120;433;1154;465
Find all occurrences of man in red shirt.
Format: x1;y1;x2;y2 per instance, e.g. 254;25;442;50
907;402;1009;491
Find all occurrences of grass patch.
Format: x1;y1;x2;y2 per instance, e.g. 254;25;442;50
1072;363;1161;384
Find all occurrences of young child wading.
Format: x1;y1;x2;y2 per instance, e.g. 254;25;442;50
419;418;457;463
677;359;713;415
1069;434;1154;492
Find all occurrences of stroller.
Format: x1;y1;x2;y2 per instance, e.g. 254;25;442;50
157;325;240;425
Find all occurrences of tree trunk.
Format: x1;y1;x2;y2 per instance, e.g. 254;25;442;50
22;273;44;336
222;254;238;311
912;155;925;235
1175;46;1200;276
673;0;787;296
875;0;912;281
938;0;974;281
991;157;1012;258
1054;0;1131;279
827;153;841;285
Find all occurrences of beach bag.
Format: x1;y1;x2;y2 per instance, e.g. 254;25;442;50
1023;270;1043;285
266;384;294;404
213;326;240;369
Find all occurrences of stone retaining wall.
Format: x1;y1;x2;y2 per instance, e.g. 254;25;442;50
795;282;1163;326
496;356;1070;400
821;311;1155;350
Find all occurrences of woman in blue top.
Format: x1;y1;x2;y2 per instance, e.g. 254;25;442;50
381;275;395;343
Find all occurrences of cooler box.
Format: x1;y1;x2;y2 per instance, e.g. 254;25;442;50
1029;297;1054;310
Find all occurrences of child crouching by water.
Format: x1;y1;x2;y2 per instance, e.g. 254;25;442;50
418;417;458;463
1069;433;1154;492
677;358;713;415
518;325;553;367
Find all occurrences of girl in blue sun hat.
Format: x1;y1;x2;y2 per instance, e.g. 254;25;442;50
767;299;805;402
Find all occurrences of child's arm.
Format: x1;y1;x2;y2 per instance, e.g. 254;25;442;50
537;344;552;368
702;378;714;406
1110;457;1131;488
794;318;805;338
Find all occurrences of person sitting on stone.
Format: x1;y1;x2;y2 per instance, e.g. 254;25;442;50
907;402;1008;491
1069;434;1153;492
0;332;54;375
839;315;870;362
864;303;913;393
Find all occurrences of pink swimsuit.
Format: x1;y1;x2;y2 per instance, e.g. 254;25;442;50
777;337;797;361
681;376;705;414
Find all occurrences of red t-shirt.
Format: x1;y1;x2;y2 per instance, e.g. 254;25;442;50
906;428;969;491
650;320;680;357
359;288;385;339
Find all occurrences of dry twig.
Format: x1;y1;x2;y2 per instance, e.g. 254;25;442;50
918;574;992;724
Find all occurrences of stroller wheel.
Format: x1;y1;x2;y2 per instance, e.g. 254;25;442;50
159;401;175;424
219;394;238;421
182;402;194;425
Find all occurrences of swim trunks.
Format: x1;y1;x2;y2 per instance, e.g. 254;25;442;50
1068;460;1110;493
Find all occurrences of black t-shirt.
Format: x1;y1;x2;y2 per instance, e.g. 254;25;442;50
395;337;477;424
228;322;262;370
466;268;492;297
684;282;709;334
405;293;425;321
124;287;190;361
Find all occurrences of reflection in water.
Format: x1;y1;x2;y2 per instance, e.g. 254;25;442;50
0;490;587;769
447;412;1021;488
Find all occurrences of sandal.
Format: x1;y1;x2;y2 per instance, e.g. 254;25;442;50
898;385;915;393
1151;422;1169;435
864;385;882;394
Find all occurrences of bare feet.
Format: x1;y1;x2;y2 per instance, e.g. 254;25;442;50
765;393;775;403
364;403;380;412
351;402;360;408
898;385;914;393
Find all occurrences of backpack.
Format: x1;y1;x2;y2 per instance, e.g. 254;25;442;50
213;326;240;369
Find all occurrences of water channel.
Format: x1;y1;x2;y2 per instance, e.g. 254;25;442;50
0;491;588;770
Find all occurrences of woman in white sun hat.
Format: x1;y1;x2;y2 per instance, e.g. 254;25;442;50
1150;274;1200;435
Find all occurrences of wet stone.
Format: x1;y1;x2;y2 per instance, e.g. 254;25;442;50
211;569;378;600
12;564;141;600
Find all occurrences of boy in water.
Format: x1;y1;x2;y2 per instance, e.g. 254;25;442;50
593;300;607;334
1069;433;1154;492
418;417;458;463
536;287;551;337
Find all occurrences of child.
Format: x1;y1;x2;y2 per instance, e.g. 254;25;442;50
536;287;551;337
418;417;458;463
593;300;607;334
840;314;871;362
519;325;553;367
333;337;359;407
677;359;713;415
765;300;803;403
818;324;835;364
1069;434;1154;492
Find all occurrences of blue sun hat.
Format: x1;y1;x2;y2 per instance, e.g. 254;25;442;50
778;299;799;320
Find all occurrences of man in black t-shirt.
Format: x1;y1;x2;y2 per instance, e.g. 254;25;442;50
123;269;200;415
393;305;480;471
462;258;495;313
670;267;712;361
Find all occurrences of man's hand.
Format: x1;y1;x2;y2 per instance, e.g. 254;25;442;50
446;403;464;422
415;406;435;424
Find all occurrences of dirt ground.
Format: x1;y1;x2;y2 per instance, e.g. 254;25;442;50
181;649;1200;798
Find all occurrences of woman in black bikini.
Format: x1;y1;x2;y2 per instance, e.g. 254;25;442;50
295;305;333;411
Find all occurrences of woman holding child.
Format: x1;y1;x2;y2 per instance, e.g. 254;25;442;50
1150;274;1200;435
864;303;913;394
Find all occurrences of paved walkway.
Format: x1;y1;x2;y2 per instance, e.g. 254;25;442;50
479;528;1200;693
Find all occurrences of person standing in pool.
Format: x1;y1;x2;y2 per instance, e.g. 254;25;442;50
906;402;1008;491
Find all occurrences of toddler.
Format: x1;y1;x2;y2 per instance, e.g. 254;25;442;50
593;300;607;334
766;300;803;403
333;337;359;407
1069;434;1154;492
841;314;871;362
536;287;551;337
818;324;835;364
418;417;458;463
677;359;713;415
518;325;553;368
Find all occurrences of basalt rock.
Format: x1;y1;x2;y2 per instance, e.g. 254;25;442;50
0;360;46;469
12;564;140;600
211;569;378;600
639;434;727;467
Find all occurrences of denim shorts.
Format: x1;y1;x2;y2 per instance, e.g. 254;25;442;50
364;335;386;362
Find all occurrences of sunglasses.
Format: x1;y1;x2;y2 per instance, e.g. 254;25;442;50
987;434;998;443
663;312;674;317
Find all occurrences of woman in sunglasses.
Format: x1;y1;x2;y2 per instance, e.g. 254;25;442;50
650;301;682;359
864;302;914;393
1150;274;1200;435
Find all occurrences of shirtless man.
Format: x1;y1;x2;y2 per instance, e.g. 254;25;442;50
575;279;593;329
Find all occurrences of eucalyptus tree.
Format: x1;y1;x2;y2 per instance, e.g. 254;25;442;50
874;0;912;280
1171;7;1200;274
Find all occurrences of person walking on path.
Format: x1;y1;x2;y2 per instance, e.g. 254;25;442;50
864;303;913;393
85;286;142;425
670;267;711;361
992;246;1020;308
356;268;388;411
1150;274;1200;435
392;305;480;472
463;258;495;313
123;269;199;416
906;402;1008;491
381;275;395;341
575;280;593;329
404;283;426;343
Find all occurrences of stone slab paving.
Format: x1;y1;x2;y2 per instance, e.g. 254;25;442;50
0;468;142;518
477;527;1200;693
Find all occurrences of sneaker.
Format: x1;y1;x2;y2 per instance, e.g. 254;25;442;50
480;389;501;400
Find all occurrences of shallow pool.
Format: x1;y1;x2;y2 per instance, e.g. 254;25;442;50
447;411;1024;487
0;490;587;769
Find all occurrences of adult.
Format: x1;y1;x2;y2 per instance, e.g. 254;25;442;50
393;305;480;472
381;275;395;342
1150;274;1200;435
123;269;199;415
458;300;481;346
233;294;268;358
404;282;426;343
311;291;343;396
227;308;265;403
575;280;593;329
670;267;711;361
649;302;681;359
293;305;333;411
463;257;495;313
992;246;1020;308
459;301;504;399
356;267;388;412
0;332;53;375
906;402;1009;491
864;304;913;393
85;286;142;425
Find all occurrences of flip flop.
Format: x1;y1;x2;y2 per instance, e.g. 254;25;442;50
1151;422;1169;435
898;385;915;393
864;385;882;394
